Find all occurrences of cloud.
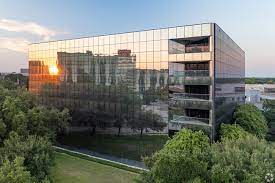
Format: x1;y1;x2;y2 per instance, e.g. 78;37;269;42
0;18;61;41
0;37;29;53
0;18;66;53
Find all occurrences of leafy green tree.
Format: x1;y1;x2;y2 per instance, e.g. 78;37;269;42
0;79;18;90
263;99;275;139
245;77;256;84
220;123;250;140
11;111;28;136
4;73;28;88
233;104;268;138
140;129;210;183
211;134;275;183
27;106;71;141
1;96;26;125
113;114;127;136
0;119;6;142
1;132;54;182
129;110;166;136
0;157;34;183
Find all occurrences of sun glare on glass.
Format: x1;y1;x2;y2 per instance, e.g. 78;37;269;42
49;65;59;75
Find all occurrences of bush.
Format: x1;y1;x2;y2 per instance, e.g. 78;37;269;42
211;134;275;183
1;132;54;182
140;129;210;183
140;127;275;183
233;104;268;138
220;123;250;140
0;157;34;183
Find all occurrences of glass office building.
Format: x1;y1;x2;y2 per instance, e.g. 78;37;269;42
29;23;245;139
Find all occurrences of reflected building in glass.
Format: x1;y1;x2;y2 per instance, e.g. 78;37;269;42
29;23;245;139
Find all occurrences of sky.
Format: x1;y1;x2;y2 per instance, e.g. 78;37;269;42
0;0;274;77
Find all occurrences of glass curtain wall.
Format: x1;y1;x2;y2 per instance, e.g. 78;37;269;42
214;24;245;137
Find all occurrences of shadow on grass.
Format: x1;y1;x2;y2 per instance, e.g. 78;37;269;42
57;131;169;161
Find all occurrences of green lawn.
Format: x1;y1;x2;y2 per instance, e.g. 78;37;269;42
52;152;138;183
57;132;169;161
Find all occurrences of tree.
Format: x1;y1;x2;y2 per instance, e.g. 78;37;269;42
211;134;275;183
1;96;27;126
27;106;71;141
219;123;250;140
128;110;166;136
113;114;127;136
263;99;275;139
0;119;6;142
0;157;34;183
140;129;210;183
11;111;28;136
0;79;18;90
1;132;54;182
233;104;268;138
4;73;28;88
72;110;98;136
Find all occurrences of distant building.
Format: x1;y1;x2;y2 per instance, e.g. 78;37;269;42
20;68;29;76
246;84;275;109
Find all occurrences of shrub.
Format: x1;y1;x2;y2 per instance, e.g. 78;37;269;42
140;129;210;183
211;135;275;183
0;157;34;183
1;132;54;182
220;123;250;140
233;104;268;138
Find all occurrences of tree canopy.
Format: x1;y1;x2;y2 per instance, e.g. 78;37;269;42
0;79;71;182
211;134;275;183
141;129;210;183
233;104;268;138
219;123;250;140
263;99;275;140
139;127;275;183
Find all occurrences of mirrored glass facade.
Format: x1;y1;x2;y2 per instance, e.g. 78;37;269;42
29;23;244;141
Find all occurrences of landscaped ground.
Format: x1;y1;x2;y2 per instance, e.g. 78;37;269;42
57;132;169;161
52;152;138;183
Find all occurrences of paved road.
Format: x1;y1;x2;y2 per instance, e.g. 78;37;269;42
56;144;148;170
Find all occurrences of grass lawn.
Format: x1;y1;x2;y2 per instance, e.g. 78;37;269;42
57;132;169;161
52;152;139;183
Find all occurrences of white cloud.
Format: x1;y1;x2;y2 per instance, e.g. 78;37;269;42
0;18;61;41
0;18;66;53
0;37;29;53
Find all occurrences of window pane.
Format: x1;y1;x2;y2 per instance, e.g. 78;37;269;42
193;25;202;37
154;29;160;40
116;34;121;44
177;26;185;38
185;26;193;37
154;41;160;51
110;35;115;44
147;41;153;51
104;36;109;45
99;36;104;45
94;37;99;45
89;37;93;46
121;33;128;43
169;27;177;39
134;32;140;42
202;24;211;36
147;30;153;41
134;42;140;52
161;29;168;39
161;40;168;50
140;31;147;42
140;42;146;52
84;38;89;47
127;33;134;43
